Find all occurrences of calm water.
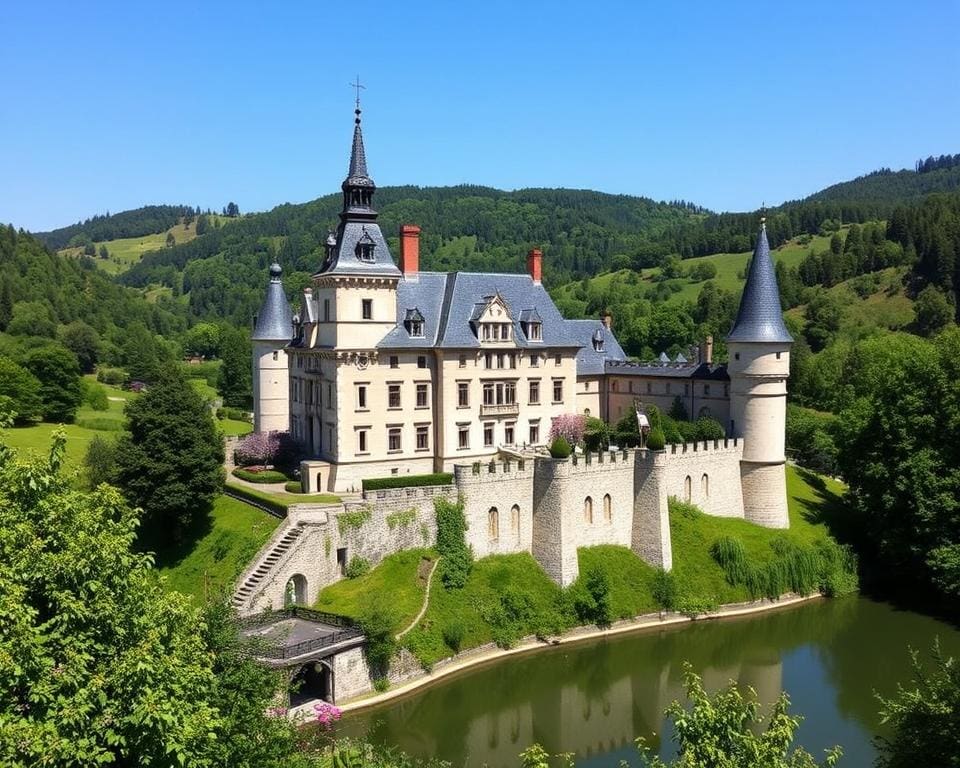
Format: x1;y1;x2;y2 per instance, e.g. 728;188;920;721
338;597;960;767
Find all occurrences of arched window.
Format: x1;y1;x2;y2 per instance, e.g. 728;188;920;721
702;473;709;498
684;476;692;503
603;494;612;523
284;574;307;607
584;496;593;524
511;504;520;536
488;507;499;541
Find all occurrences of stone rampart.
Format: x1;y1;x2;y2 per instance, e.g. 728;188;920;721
455;459;535;558
658;439;745;520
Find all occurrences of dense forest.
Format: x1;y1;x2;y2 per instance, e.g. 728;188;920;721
36;205;201;250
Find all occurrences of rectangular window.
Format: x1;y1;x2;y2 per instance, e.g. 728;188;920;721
356;384;367;410
416;424;429;451
458;424;470;450
388;383;401;409
529;380;540;404
483;422;494;448
416;383;429;408
388;427;402;452
389;355;399;369
504;422;515;445
417;355;427;369
666;383;671;394
529;421;540;444
324;299;330;321
684;383;689;395
646;381;652;394
554;353;562;366
326;383;333;408
529;354;539;368
484;353;492;369
356;428;368;454
459;354;467;368
457;381;469;407
552;379;563;403
509;353;517;369
362;299;372;320
704;384;711;396
483;383;494;406
497;353;505;369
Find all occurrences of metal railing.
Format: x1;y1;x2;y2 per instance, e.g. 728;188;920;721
257;627;365;660
239;605;356;630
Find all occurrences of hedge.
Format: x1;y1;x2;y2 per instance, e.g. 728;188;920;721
231;467;288;484
284;480;303;494
224;483;288;516
362;473;454;492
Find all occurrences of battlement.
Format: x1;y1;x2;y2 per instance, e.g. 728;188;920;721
667;437;740;455
454;457;537;484
566;447;636;473
361;484;455;503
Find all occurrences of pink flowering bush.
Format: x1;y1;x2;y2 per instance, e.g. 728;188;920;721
314;701;342;729
234;430;300;467
548;414;586;446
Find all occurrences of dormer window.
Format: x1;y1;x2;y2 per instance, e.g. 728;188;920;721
519;308;543;343
592;328;605;352
355;229;376;262
405;308;425;338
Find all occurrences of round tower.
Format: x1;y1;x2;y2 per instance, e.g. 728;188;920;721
726;221;793;529
252;262;293;433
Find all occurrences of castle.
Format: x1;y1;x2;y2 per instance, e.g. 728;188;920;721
238;106;792;613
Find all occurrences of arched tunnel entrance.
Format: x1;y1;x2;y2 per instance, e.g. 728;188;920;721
289;659;334;707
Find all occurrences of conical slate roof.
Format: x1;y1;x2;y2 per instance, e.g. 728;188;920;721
344;112;374;188
726;224;793;344
252;263;293;341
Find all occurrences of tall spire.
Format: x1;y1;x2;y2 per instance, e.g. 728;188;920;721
341;87;376;216
726;219;793;343
346;115;371;184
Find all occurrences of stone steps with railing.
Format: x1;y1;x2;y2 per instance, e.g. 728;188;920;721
231;525;305;609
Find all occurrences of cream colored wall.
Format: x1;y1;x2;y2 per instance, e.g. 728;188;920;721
577;376;602;418
606;375;730;427
253;342;289;433
727;343;790;463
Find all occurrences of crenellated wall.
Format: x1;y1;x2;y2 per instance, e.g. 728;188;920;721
658;439;745;519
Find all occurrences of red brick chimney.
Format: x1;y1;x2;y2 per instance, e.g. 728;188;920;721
527;248;542;284
399;224;421;277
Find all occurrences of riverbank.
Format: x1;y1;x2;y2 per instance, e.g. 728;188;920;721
330;591;823;715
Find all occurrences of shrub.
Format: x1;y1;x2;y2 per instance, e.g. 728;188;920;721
435;496;473;589
442;620;466;653
96;367;128;386
583;416;610;451
231;467;287;484
585;567;612;627
357;596;398;676
694;416;726;441
361;473;453;492
216;406;249;422
372;677;390;693
76;417;124;432
81;380;109;411
345;556;371;579
234;431;280;466
652;568;677;611
668;395;688;421
284;480;303;494
548;435;572;459
646;427;665;450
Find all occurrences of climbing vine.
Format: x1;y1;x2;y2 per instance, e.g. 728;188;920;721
337;505;372;536
386;507;418;530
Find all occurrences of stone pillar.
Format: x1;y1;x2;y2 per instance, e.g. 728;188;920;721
631;450;673;570
532;458;579;586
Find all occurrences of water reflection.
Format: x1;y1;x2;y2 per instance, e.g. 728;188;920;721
340;597;960;767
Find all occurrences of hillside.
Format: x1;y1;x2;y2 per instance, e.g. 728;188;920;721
806;164;960;204
36;204;199;250
59;220;200;276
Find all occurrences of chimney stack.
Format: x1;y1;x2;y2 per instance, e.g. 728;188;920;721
601;311;613;330
399;224;421;278
700;335;714;365
527;248;543;284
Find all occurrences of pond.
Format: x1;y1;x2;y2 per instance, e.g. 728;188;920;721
338;596;960;767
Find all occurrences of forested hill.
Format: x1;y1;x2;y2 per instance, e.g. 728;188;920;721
806;163;960;205
37;205;199;250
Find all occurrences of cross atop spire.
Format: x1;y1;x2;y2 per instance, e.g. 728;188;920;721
349;75;365;117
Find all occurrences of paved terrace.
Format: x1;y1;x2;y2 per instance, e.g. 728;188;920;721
240;607;364;667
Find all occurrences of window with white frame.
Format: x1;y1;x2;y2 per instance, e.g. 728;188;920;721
387;426;402;452
416;424;429;451
388;383;401;409
416;383;429;408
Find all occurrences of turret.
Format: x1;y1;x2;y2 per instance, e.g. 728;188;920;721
726;221;793;528
252;262;293;433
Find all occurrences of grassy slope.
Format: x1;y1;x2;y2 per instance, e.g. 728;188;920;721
224;481;340;507
59;220;198;275
157;494;281;600
319;465;846;668
315;548;436;631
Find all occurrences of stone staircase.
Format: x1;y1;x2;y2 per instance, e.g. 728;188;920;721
232;525;304;609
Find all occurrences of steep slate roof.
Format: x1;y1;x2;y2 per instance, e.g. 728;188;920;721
568;320;626;376
726;224;794;344
605;360;730;381
252;263;293;342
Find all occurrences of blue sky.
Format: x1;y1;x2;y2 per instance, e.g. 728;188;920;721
2;1;958;232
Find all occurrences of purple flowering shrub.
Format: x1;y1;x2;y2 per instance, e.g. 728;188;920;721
548;414;586;446
235;430;299;467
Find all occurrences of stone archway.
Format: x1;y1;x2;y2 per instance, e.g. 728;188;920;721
285;573;307;607
289;659;333;706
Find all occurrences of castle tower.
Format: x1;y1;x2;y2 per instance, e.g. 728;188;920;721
726;221;793;528
252;262;293;433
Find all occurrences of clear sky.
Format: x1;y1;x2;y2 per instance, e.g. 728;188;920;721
2;0;958;232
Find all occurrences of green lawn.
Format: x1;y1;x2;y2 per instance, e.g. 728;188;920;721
59;221;199;276
225;481;340;508
157;494;281;600
219;418;253;437
315;548;435;630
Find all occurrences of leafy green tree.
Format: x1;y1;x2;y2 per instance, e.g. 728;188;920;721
0;356;42;424
184;322;222;359
804;289;844;352
636;665;842;768
669;395;688;421
98;244;108;259
7;300;56;338
120;322;169;382
22;345;83;423
83;242;96;256
0;278;12;331
59;320;101;373
83;434;118;489
914;285;953;336
876;642;960;768
217;326;252;408
357;594;399;677
115;368;224;548
166;231;176;247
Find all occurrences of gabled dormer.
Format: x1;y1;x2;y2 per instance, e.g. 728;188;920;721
355;229;376;263
471;294;514;344
519;308;543;342
404;307;425;338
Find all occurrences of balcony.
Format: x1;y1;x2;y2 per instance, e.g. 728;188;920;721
480;402;519;417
